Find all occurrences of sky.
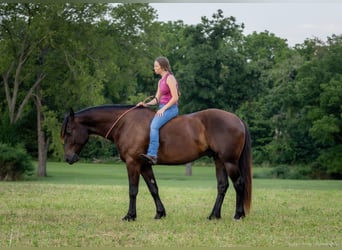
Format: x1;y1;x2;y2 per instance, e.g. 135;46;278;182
150;3;342;46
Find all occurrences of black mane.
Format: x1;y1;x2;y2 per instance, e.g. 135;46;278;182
61;115;69;139
76;104;136;114
61;104;137;138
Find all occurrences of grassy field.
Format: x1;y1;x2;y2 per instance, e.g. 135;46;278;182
0;162;341;247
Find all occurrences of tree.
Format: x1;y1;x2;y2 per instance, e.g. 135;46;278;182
0;4;50;175
176;10;248;114
157;20;187;72
0;3;109;176
295;35;342;177
0;4;46;124
103;3;160;103
238;31;306;164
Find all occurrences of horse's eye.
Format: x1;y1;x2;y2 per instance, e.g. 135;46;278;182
66;126;72;135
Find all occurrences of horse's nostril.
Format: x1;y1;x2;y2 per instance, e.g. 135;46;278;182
72;154;79;163
64;154;79;164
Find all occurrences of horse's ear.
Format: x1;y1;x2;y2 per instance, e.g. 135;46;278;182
69;108;75;120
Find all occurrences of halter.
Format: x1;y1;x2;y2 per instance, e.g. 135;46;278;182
104;96;155;139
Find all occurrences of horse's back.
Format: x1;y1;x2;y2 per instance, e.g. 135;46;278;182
168;108;244;136
158;109;245;164
195;109;245;136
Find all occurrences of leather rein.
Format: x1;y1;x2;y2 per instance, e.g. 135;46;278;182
104;96;155;139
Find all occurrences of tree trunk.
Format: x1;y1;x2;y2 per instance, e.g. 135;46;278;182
35;85;48;177
185;162;193;176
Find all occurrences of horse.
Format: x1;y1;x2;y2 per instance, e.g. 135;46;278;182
61;104;252;221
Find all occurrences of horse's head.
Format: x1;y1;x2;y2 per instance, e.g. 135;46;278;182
61;108;89;164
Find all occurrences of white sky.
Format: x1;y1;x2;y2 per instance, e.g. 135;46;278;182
150;3;342;46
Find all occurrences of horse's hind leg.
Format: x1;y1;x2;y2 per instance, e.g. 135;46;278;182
208;159;228;220
141;163;166;219
226;163;245;219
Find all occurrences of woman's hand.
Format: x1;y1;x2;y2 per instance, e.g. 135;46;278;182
136;102;148;107
156;108;165;116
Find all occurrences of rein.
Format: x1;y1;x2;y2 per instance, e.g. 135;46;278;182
105;96;155;139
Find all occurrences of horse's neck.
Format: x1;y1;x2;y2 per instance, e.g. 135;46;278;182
78;106;151;139
77;111;117;137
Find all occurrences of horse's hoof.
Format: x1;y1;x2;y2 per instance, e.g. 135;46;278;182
122;214;136;221
154;211;166;219
233;213;245;220
207;214;221;220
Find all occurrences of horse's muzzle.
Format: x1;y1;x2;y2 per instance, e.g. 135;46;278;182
65;153;79;164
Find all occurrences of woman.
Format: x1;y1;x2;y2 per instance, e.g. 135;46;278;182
137;56;179;165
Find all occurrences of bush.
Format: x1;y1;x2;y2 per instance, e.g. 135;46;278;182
253;165;307;179
270;165;289;179
316;146;342;179
0;143;34;181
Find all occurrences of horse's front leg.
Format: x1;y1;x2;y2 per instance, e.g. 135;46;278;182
141;163;166;219
122;161;141;221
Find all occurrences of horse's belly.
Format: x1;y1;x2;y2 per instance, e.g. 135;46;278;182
158;118;208;164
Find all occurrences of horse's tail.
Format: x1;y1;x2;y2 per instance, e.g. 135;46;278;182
239;121;252;214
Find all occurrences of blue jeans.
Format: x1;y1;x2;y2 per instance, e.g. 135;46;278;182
147;104;179;157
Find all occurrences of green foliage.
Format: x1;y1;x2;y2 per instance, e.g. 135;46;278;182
177;10;247;113
314;145;342;179
292;36;342;177
241;33;342;179
238;32;306;166
265;138;296;164
269;165;312;179
43;109;63;161
0;112;17;145
0;108;38;155
0;143;34;181
104;3;160;103
79;136;118;163
309;76;342;146
310;114;339;146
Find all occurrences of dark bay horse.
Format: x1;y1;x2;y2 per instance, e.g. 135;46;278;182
61;104;252;221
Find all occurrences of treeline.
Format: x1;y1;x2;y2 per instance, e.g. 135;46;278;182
0;3;341;179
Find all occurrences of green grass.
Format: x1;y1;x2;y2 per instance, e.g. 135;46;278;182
0;162;341;247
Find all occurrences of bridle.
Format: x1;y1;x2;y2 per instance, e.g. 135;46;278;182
104;96;155;139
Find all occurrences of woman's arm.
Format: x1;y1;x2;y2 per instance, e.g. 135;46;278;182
137;83;161;107
148;84;161;105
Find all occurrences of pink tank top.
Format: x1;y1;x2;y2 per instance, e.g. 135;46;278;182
159;72;178;105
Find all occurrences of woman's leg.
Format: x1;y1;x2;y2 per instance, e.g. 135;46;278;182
147;105;178;157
